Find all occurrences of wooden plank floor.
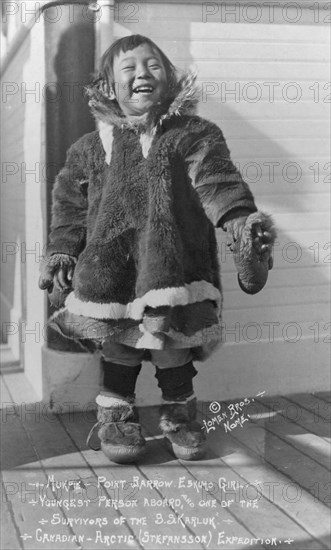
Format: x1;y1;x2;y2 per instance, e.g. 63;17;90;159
1;376;330;550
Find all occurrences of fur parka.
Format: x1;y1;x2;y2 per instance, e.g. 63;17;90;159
42;73;264;358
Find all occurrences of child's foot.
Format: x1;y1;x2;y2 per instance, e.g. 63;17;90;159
87;395;146;463
159;397;206;460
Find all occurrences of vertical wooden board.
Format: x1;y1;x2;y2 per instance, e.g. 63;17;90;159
196;407;330;549
60;411;207;550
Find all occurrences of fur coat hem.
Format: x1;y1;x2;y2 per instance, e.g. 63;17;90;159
64;279;221;320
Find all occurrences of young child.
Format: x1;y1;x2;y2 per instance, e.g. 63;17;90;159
39;34;276;463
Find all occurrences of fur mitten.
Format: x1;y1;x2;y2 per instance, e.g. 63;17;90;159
224;211;276;294
39;253;76;307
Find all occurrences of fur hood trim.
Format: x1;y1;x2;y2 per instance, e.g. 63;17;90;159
85;71;199;132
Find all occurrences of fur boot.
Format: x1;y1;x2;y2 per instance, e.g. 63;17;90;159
87;396;146;463
159;397;206;460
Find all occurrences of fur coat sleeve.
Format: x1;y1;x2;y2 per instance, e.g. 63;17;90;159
181;119;257;227
177;117;276;294
46;136;89;258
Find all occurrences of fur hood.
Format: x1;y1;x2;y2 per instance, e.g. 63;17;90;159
85;71;199;133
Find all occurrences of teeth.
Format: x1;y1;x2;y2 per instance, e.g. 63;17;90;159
133;86;153;93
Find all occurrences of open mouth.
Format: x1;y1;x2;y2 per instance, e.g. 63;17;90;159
132;85;154;95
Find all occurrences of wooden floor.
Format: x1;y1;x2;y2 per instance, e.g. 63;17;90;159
1;374;330;550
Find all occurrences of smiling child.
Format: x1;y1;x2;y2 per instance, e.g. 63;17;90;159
39;35;276;464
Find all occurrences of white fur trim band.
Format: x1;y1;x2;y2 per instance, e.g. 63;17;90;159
139;132;154;158
96;394;130;408
66;292;127;319
161;394;196;405
99;121;114;165
65;280;222;320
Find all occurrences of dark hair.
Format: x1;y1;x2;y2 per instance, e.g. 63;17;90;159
99;34;178;96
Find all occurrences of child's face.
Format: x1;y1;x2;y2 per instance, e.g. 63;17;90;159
111;43;168;117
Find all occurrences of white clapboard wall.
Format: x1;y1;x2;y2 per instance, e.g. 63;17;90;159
115;0;330;401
